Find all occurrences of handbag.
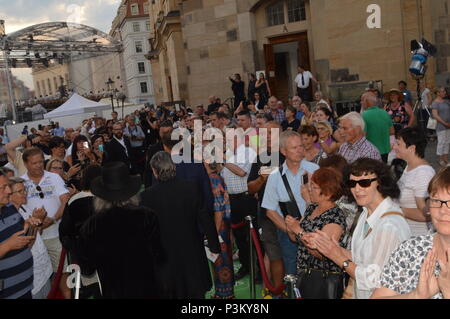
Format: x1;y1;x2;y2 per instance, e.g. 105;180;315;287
278;167;302;219
296;256;345;299
424;106;437;130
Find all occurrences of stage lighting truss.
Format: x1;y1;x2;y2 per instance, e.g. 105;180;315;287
0;21;122;68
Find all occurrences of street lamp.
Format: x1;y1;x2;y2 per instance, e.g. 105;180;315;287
117;92;127;120
105;77;115;112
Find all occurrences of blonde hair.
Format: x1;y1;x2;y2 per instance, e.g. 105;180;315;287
46;158;63;171
315;120;333;136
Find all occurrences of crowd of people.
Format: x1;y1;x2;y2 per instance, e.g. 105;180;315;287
0;73;450;300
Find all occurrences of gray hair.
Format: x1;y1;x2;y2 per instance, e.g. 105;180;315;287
93;195;140;213
340;112;365;131
8;177;25;187
363;92;380;107
280;130;301;150
150;151;176;182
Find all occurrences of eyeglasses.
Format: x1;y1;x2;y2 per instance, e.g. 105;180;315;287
346;178;378;189
11;189;26;194
36;185;44;199
427;198;450;209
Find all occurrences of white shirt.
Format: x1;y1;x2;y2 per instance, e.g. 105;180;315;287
396;165;435;236
294;71;313;89
21;171;69;240
220;144;257;194
351;197;411;299
421;88;431;107
17;207;53;295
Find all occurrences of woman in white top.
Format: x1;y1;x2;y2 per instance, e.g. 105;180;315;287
306;158;411;299
393;127;435;236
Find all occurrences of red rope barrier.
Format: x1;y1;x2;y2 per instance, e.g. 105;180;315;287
249;227;286;296
47;248;67;299
230;221;247;229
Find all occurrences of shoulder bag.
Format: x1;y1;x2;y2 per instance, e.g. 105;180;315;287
278;167;302;219
424;106;437;130
296;255;344;299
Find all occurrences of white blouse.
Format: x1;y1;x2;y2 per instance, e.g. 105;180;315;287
351;197;411;299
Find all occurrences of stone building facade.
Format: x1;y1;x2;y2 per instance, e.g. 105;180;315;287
149;0;447;108
110;0;155;105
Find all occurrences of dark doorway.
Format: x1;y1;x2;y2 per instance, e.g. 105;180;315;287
274;52;290;103
264;32;311;103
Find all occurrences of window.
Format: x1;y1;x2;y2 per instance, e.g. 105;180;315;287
140;82;148;94
146;20;151;31
287;0;306;22
131;4;139;15
41;80;46;95
266;2;285;26
138;62;146;74
135;41;143;53
132;22;140;32
143;3;149;14
54;77;58;91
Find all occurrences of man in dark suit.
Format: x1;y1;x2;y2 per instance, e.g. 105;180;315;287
104;122;134;171
143;120;173;188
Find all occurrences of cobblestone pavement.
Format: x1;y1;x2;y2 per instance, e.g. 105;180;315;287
424;138;448;171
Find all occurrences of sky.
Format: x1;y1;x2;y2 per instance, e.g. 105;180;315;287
0;0;122;90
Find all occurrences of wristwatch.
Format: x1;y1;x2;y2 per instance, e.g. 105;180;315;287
342;259;352;269
295;231;305;242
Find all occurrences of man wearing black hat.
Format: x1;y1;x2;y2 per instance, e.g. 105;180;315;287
78;162;162;298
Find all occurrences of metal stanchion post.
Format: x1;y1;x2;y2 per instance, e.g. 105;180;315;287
284;274;300;299
245;215;256;299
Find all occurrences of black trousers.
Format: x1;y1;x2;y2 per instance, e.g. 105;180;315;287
297;87;312;102
229;193;257;272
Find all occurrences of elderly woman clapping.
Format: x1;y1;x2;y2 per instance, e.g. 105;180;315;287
371;167;450;299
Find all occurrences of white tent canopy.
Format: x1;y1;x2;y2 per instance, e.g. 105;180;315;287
44;93;111;119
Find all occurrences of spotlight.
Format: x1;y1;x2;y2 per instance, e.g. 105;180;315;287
409;39;437;77
34;52;40;59
41;58;49;67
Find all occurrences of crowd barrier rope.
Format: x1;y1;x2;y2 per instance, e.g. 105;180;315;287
47;248;67;299
246;216;286;297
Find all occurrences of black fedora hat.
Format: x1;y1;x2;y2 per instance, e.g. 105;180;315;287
91;162;141;201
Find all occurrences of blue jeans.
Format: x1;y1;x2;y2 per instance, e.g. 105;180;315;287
277;229;298;275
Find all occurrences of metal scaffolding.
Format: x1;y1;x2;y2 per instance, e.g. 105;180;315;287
0;21;123;121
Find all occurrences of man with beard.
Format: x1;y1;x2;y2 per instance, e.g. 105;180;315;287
104;122;134;171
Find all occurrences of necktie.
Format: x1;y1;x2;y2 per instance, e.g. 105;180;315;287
301;73;305;86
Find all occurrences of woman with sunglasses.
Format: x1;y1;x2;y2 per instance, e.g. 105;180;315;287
371;167;450;299
307;158;411;299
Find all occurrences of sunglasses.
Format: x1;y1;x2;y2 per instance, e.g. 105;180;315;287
36;185;44;199
346;178;378;189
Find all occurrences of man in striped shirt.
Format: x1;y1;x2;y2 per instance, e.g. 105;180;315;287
0;168;35;299
338;112;382;164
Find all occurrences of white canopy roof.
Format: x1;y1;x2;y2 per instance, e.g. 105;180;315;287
44;93;111;119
